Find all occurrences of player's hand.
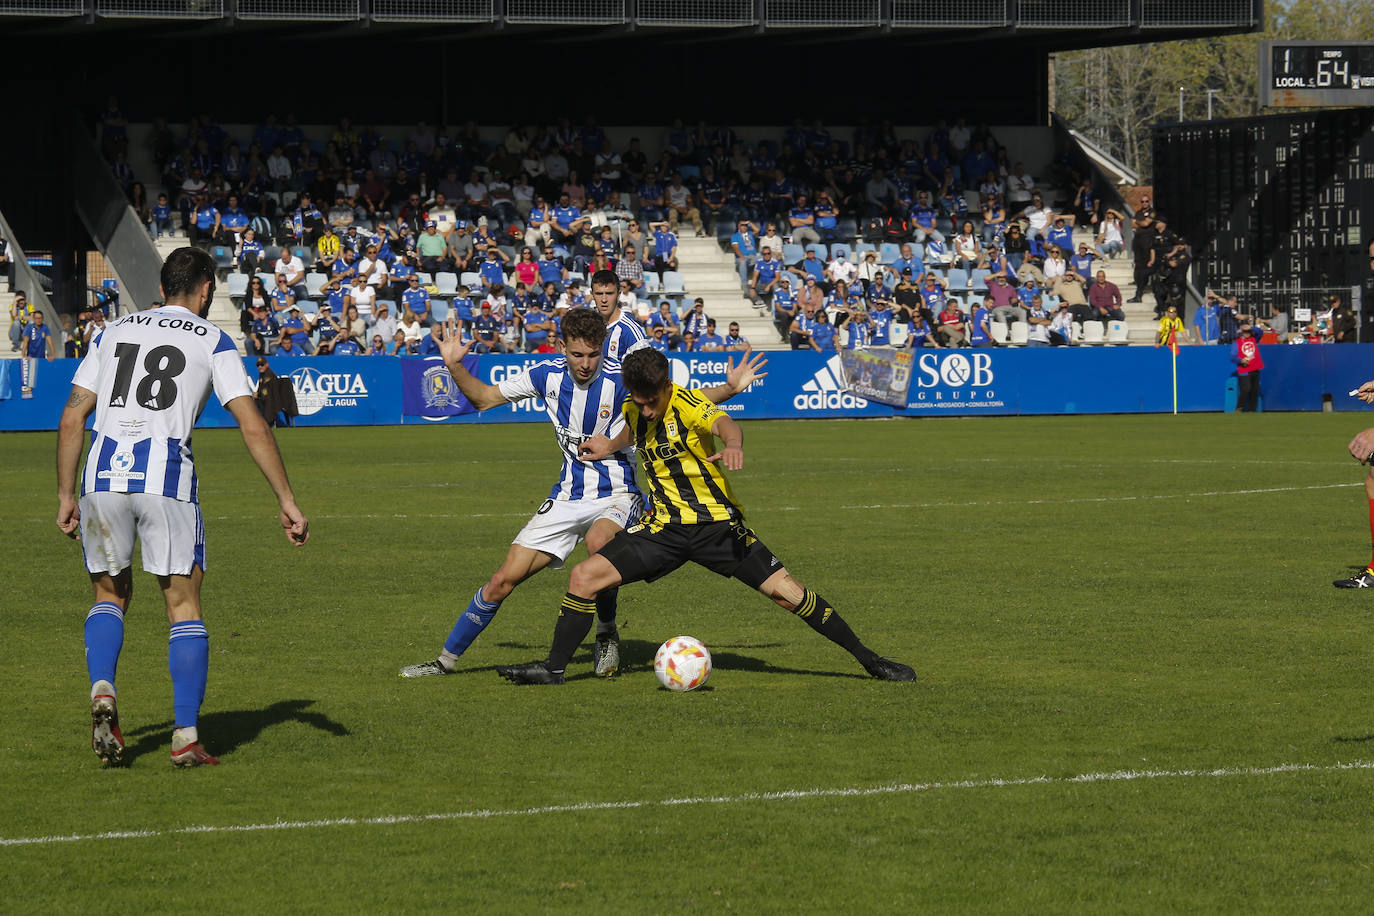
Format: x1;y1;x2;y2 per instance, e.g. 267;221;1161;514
1348;428;1374;464
725;347;768;393
578;435;613;462
436;317;472;363
1356;381;1374;404
706;445;743;470
56;497;81;539
280;502;310;545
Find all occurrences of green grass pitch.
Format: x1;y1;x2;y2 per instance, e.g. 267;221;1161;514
3;413;1374;911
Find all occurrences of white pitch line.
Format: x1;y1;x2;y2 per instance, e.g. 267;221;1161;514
2;760;1370;849
839;481;1359;511
202;482;1356;523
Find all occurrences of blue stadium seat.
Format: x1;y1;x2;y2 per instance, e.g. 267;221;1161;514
226;272;249;305
459;272;482;289
854;242;876;256
429;299;449;323
782;243;806;265
662;271;686;295
946;268;969;290
806;243;828;259
880;242;903;264
434;272;459;298
210;246;233;273
830;243;852;262
970;268;991;290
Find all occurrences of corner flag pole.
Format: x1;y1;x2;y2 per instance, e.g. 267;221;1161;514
1172;344;1178;415
1168;329;1179;415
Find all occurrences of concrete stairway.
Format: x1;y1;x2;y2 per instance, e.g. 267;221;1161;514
153;235;247;351
1085;226;1160;344
671;236;789;349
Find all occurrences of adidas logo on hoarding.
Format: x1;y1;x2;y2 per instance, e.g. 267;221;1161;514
793;355;870;410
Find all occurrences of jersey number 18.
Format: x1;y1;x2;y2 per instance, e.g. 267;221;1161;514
110;343;186;410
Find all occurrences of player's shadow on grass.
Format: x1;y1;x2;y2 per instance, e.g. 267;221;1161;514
120;699;350;765
1333;734;1374;743
607;639;872;680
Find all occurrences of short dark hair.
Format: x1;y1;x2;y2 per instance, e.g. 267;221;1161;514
622;347;670;398
160;247;216;299
560;307;607;349
589;268;619;291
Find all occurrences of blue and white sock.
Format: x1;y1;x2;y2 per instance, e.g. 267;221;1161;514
168;620;209;729
85;602;125;691
440;587;502;667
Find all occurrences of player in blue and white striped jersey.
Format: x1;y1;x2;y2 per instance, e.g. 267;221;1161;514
401;307;766;680
56;247;309;768
587;268;648;373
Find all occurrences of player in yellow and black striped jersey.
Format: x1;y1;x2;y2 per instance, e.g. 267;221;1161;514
495;347;916;685
628;384;741;530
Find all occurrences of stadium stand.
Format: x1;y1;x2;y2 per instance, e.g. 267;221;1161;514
37;114;1186;356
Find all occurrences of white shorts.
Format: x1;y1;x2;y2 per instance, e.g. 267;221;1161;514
513;493;642;568
79;492;205;577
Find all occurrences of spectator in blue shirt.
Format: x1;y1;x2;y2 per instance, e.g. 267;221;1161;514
729;219;758;294
478;249;508;289
1046;217;1074;254
331;332;362;356
278;307;315;354
418;322;445;356
808;308;837;351
401;275;432;325
697;319;726;351
150;193;174;239
1193;294;1221;345
472;303;507;353
520;301;554;352
1069;243;1096;286
750;246;784;309
248;304;280;356
650;222;679;275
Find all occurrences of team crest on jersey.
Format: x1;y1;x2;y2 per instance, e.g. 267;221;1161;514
664;419;678;438
599;402;612;420
421;366;459;409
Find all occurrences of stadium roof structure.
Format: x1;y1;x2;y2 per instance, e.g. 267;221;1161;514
0;0;1259;43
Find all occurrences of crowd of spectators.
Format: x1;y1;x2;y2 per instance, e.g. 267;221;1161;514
97;104;1191;354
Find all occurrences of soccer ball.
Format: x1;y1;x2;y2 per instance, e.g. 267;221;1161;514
654;636;712;692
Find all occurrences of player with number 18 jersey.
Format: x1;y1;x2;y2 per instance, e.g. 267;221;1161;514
74;306;252;511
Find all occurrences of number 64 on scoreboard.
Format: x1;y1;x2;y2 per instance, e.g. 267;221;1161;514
1261;41;1374;108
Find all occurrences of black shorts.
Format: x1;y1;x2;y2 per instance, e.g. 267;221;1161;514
599;519;781;590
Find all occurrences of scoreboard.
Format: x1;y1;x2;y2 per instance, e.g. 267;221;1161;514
1153;108;1373;306
1261;41;1374;108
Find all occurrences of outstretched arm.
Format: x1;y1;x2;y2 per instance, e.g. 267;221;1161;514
701;347;769;404
55;385;97;538
437;317;509;411
225;396;309;545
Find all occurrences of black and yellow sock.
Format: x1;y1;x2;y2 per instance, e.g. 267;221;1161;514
792;590;875;662
594;587;619;638
547;593;597;673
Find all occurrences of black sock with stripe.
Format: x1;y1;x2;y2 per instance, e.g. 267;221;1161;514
594;587;619;638
792;590;875;663
547;593;597;674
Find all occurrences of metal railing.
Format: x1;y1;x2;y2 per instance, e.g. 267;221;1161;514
0;209;59;330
